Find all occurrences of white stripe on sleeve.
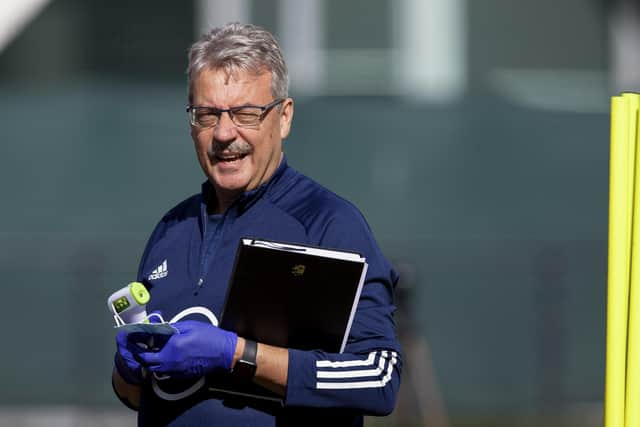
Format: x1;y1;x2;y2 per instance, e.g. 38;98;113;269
316;351;377;368
316;352;398;390
317;351;387;379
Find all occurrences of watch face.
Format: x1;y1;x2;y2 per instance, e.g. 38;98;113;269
233;360;257;382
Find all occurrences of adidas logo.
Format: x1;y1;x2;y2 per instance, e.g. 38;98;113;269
148;260;168;280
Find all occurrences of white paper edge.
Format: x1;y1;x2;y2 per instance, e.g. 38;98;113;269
339;262;368;353
243;238;364;262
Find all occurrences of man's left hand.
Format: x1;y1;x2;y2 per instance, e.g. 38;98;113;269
134;320;238;379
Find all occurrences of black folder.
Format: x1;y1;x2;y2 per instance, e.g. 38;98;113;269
209;237;368;401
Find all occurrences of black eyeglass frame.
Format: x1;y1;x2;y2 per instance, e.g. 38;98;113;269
186;98;285;129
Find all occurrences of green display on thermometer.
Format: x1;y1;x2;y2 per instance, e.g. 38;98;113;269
113;296;131;313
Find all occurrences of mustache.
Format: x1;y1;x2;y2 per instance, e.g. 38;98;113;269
207;140;252;158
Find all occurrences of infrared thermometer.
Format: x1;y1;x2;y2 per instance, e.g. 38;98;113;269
108;282;150;326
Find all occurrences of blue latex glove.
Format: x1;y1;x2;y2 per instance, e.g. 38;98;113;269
114;311;164;385
134;320;238;379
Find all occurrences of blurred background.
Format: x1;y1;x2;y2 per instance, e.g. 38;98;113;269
0;0;636;426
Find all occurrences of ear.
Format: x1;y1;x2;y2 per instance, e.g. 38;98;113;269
278;98;294;140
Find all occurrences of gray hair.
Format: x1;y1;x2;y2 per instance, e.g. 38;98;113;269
187;23;289;101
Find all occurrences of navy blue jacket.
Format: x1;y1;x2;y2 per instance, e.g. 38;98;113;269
134;158;402;426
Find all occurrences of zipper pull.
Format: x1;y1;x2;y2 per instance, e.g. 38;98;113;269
194;278;204;296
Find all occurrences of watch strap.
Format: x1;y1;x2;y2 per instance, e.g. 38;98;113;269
241;339;258;365
232;339;258;381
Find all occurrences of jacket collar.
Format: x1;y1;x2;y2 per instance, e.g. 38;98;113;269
199;154;290;220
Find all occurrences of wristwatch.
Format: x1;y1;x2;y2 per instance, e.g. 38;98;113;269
232;339;258;381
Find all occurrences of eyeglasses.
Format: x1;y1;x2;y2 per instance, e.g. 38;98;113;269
187;98;285;129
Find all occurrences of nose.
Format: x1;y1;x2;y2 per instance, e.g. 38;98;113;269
213;111;238;142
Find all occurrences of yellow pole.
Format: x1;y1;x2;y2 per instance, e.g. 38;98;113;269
606;94;633;427
626;97;640;427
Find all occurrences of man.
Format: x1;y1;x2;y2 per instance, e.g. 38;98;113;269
112;23;402;426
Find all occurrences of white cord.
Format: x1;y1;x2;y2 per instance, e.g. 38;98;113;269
152;306;219;401
169;306;219;326
152;377;207;401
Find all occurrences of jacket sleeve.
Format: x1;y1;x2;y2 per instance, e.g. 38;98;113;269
283;206;403;415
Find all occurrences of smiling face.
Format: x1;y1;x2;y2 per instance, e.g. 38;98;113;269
190;68;294;213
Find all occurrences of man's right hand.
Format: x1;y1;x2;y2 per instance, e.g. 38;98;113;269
114;330;145;385
114;311;165;385
113;329;148;410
